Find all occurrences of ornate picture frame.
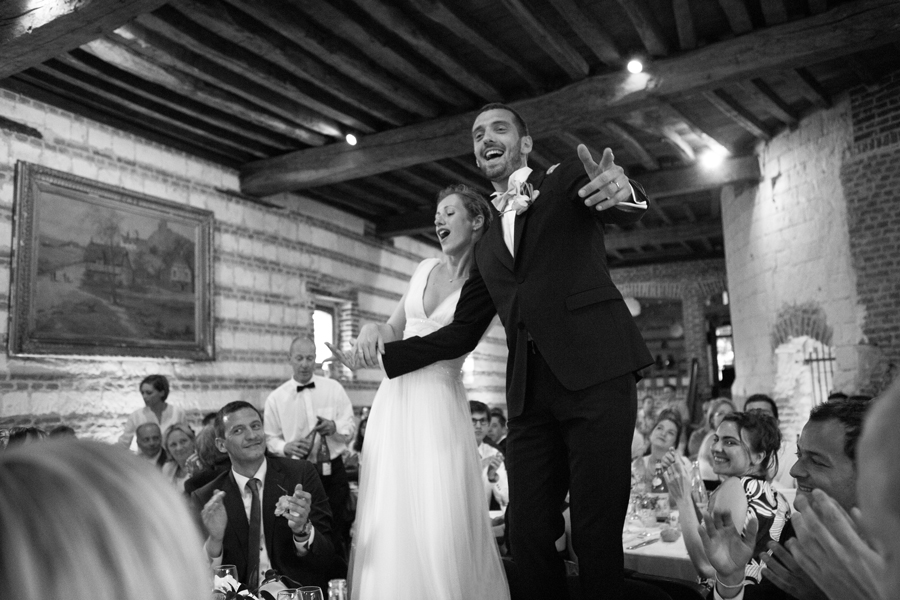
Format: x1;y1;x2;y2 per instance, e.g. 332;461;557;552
9;162;215;360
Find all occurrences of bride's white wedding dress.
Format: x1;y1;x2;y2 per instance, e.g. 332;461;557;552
350;258;509;600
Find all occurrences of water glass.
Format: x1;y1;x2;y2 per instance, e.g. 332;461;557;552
299;587;324;600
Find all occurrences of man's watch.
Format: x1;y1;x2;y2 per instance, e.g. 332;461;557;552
293;520;312;541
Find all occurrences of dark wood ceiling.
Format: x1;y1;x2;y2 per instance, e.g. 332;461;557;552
2;0;899;265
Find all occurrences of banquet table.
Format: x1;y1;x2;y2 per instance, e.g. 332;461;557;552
622;522;698;582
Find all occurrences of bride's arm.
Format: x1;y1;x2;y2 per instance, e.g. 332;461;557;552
354;292;408;368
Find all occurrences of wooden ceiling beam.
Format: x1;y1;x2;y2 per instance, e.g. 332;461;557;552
2;75;243;166
847;55;880;89
350;0;501;101
640;155;760;197
328;181;411;213
603;120;661;171
656;100;733;154
703;90;774;140
94;32;328;146
672;0;697;50
547;0;622;66
499;0;589;79
605;221;721;251
377;158;759;236
682;204;697;222
172;0;406;128
64;49;297;151
0;0;168;79
808;0;829;14
717;0;754;34
36;58;272;157
660;127;696;163
614;0;671;56
240;0;899;195
408;0;542;94
223;0;441;118
793;67;832;108
745;78;799;126
288;0;472;106
648;201;673;225
131;15;348;138
362;175;432;208
419;162;489;193
760;0;789;25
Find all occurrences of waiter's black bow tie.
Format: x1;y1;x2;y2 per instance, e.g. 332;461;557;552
297;382;316;392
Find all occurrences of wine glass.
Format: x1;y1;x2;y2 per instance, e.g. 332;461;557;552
298;587;324;600
212;565;239;599
276;590;299;600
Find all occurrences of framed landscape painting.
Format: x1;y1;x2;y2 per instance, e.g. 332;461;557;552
9;162;215;360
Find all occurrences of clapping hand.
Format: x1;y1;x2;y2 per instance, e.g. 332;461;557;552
201;489;228;558
486;453;504;483
663;454;690;504
698;508;758;581
783;490;885;600
760;536;827;600
577;146;633;211
325;341;362;370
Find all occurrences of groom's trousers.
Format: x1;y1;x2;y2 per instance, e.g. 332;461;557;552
506;343;637;600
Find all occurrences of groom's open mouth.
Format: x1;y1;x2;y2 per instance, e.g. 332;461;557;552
483;147;504;162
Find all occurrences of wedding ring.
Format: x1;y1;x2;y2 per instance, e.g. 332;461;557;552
614;180;621;191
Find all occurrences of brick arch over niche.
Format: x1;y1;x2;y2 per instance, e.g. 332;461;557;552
612;259;728;404
770;302;833;350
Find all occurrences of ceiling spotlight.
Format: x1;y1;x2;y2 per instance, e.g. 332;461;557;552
345;133;358;146
700;146;728;168
627;59;643;74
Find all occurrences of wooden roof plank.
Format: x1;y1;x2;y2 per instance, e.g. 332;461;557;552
745;78;799;126
287;0;473;106
3;75;244;166
614;0;671;56
672;0;698;50
95;32;328;146
603;120;661;171
641;155;760;197
176;0;409;126
131;15;346;138
37;58;273;157
717;0;755;34
499;0;590;79
660;126;696;163
0;0;169;79
63;49;298;151
351;0;502;101
547;0;623;66
240;0;899;194
605;220;721;251
760;0;789;26
703;89;774;140
223;0;441;118
793;67;833;108
408;0;542;94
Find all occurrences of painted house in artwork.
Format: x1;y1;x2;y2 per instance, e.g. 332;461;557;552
82;242;134;287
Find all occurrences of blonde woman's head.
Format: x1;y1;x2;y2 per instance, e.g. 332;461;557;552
0;439;210;600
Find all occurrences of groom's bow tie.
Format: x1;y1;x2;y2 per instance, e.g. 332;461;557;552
297;382;315;392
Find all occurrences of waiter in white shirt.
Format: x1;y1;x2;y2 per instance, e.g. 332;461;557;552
265;336;357;547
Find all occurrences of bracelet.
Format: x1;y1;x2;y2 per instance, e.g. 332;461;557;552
715;575;744;590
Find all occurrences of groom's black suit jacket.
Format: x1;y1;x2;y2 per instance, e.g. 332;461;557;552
191;457;342;591
383;159;654;417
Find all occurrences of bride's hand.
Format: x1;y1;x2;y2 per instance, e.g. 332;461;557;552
354;324;385;369
325;342;361;371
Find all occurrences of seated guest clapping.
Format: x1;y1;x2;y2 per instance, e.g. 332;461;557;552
0;439;210;600
136;422;167;468
665;411;790;587
633;409;683;492
192;401;343;591
162;422;198;492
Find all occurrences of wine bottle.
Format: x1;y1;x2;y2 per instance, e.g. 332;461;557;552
317;432;332;477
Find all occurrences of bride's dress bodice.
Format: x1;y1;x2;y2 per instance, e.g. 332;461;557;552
402;259;465;379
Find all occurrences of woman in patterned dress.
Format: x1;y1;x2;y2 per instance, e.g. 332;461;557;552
665;411;790;585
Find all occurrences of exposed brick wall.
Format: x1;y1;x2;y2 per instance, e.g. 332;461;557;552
0;91;507;440
613;259;727;404
842;70;900;394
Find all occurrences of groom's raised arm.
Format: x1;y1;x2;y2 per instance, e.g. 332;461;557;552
382;258;497;379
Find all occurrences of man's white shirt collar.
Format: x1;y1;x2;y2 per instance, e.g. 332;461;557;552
233;459;267;494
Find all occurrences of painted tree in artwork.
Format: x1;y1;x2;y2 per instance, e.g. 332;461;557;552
82;204;126;305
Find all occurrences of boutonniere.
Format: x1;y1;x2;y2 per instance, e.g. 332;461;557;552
499;181;540;216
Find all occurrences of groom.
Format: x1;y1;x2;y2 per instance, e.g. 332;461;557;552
380;103;652;599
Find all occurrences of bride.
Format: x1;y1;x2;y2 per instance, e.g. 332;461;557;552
329;184;509;600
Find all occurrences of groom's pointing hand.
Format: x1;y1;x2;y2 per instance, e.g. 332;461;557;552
577;145;632;211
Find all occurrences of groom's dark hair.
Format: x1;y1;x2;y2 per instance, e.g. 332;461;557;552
477;103;529;138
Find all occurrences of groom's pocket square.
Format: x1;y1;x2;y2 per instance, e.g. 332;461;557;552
565;286;623;311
